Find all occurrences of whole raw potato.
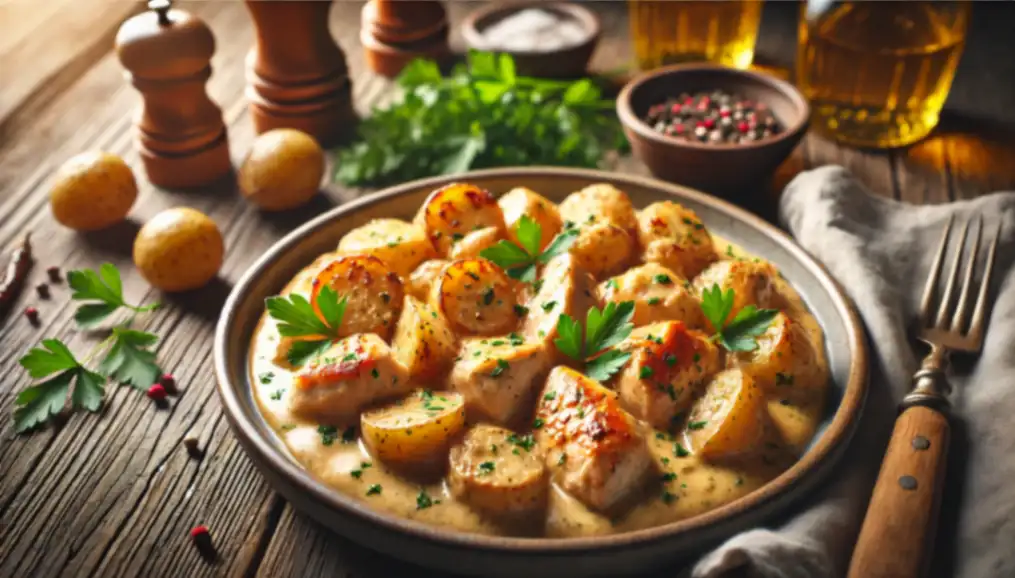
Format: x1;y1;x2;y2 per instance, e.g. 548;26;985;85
239;129;324;211
133;207;224;292
49;151;137;231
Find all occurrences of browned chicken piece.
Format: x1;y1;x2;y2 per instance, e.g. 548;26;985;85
535;366;654;513
414;182;506;256
310;254;404;341
406;259;448;301
522;253;597;352
598;262;705;329
638;201;717;279
559;184;639;279
613;321;722;429
289;334;411;423
692;258;778;329
498;187;563;252
448;424;549;517
449;336;553;425
684;368;765;459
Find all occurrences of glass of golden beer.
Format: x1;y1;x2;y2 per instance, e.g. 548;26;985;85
797;0;970;149
628;0;763;70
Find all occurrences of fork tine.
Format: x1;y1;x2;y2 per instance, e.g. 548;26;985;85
934;216;969;329
968;220;1002;343
921;215;953;325
950;215;983;333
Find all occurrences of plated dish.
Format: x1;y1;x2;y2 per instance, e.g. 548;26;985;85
216;168;865;577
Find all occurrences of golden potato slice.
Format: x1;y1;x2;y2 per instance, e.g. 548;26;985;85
522;253;597;349
361;389;466;469
684;368;764;459
311;255;403;341
337;218;436;278
734;312;820;390
692;259;777;329
498;187;562;252
568;222;635;279
448;424;549;517
415;183;505;255
558;183;638;234
449;226;503;260
431;259;517;336
391;296;457;381
406;259;448;301
598;263;704;329
613;321;722;429
638;201;717;279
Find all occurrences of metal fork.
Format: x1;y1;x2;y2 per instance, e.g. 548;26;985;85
849;215;1002;578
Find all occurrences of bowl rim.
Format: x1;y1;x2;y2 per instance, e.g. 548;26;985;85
616;63;811;152
460;1;601;56
214;166;866;554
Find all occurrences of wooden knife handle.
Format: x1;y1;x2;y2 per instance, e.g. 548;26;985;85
847;405;950;578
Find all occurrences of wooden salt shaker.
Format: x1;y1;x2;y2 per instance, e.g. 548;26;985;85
115;0;232;189
244;0;355;147
361;0;450;78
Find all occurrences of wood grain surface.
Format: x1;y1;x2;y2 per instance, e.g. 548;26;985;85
0;2;1013;577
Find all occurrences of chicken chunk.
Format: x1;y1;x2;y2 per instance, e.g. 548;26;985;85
289;334;411;423
613;321;722;429
568;222;636;279
449;226;504;260
448;424;549;517
522;254;597;351
638;201;716;279
337;218;436;277
498;187;563;252
406;259;448;301
448;336;552;425
598;263;705;329
693;259;777;329
535;367;654;513
558;183;639;235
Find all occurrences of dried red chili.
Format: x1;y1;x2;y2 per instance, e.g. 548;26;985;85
0;233;33;319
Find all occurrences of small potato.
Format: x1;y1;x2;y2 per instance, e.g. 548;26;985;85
415;183;505;255
361;389;466;468
239;129;324;211
431;259;517;336
693;259;777;329
406;259;448;301
337;219;436;278
568;222;635;279
133;207;223;292
559;183;638;234
498;187;562;252
598;263;704;329
449;424;549;517
638;201;716;279
734;312;820;390
312;255;404;340
684;368;764;459
449;226;503;260
391;296;457;381
50;151;137;231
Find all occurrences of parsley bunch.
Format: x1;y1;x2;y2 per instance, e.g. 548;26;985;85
480;216;577;282
699;284;779;352
335;51;627;186
554;301;635;382
265;286;348;366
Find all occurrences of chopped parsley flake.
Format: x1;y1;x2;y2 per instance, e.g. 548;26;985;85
490;359;509;377
269;389;285;401
654;274;672;285
639;366;654;379
541;300;557;311
318;425;338;446
478;461;495;475
674;443;690;457
366;484;382;496
258;371;275;384
687;420;708;430
416;490;434;510
647;297;661;305
514;304;529;316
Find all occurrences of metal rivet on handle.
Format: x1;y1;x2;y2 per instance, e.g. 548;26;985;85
912;436;931;451
899;475;918;491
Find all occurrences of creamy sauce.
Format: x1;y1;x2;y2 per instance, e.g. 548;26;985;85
249;235;829;538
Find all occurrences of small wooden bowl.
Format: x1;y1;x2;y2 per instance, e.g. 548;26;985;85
461;2;600;79
617;64;810;195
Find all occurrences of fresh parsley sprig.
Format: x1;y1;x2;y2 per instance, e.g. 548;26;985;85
480;216;578;281
553;301;635;382
265;285;348;366
68;263;159;327
15;339;105;433
699;284;779;352
98;328;162;390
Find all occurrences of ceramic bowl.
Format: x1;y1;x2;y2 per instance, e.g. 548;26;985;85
215;167;866;578
461;2;600;79
617;64;810;195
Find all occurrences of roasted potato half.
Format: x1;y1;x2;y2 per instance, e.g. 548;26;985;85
361;390;467;469
558;183;638;235
693;259;777;329
449;226;504;260
430;259;517;336
337;218;436;278
311;254;404;341
568;222;635;279
391;296;458;381
415;183;505;255
734;312;821;390
684;368;765;459
448;424;549;517
498;187;562;252
406;259;448;301
638;201;717;279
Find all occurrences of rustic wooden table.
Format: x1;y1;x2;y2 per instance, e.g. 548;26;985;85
2;2;1013;577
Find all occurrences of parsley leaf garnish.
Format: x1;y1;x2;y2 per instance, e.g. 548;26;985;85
97;328;162;389
553;301;635;382
265;286;348;366
68;264;160;327
480;216;578;281
699;284;779;352
15;339;106;432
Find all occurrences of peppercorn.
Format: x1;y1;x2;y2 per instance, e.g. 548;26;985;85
46;266;61;283
36;283;50;299
147;383;167;401
183;436;204;460
159;373;177;395
189;525;217;561
24;306;39;325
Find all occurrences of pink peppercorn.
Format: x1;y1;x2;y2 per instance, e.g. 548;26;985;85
737;122;750;133
147;383;167;400
159;373;177;394
24;307;39;324
704;118;716;129
669;103;682;113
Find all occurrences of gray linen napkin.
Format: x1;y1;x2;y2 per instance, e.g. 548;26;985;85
692;166;1015;578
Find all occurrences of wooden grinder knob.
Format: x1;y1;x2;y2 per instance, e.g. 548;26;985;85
361;0;450;78
115;0;232;189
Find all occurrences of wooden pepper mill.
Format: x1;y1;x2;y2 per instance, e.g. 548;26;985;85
244;0;355;147
115;0;232;189
361;0;450;78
